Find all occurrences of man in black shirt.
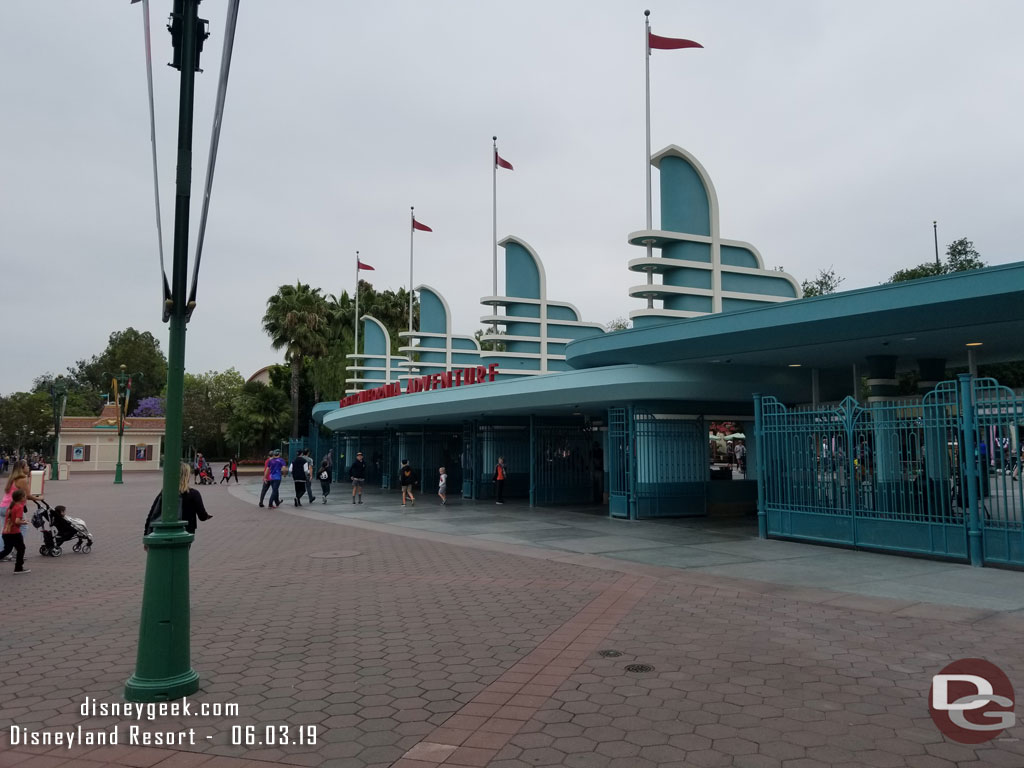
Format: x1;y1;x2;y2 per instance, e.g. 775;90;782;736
349;451;366;504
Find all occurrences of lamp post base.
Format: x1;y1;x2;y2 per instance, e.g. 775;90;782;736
114;461;124;484
124;522;198;702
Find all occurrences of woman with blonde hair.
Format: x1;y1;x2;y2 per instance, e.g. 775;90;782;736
144;461;213;540
0;460;43;563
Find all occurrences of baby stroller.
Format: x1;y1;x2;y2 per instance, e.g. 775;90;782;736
196;463;216;485
32;500;93;557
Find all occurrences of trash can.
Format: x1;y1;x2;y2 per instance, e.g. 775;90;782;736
58;463;70;481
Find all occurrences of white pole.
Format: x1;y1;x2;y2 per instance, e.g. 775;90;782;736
643;11;654;309
409;207;415;333
492;136;499;335
353;251;360;390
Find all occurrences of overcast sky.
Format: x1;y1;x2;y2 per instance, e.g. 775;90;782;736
2;1;1021;396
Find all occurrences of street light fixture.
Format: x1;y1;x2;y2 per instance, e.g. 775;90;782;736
108;364;143;485
50;377;68;481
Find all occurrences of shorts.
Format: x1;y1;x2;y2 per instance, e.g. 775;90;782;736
438;485;447;494
351;478;364;487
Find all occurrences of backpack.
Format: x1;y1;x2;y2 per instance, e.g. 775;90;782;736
319;469;330;481
31;508;46;529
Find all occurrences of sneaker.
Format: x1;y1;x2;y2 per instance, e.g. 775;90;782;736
14;569;30;575
322;498;327;504
258;503;265;508
358;499;363;504
496;501;504;505
0;556;12;562
401;503;406;507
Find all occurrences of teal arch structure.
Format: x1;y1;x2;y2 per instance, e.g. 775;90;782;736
479;236;606;378
628;145;801;328
397;285;482;381
344;315;407;394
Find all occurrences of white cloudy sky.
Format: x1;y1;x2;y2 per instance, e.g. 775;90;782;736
2;1;1021;396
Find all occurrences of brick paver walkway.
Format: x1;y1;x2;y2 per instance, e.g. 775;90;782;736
2;473;1024;768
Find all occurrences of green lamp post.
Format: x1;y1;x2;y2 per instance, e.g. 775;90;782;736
125;0;208;702
49;377;67;481
109;365;142;485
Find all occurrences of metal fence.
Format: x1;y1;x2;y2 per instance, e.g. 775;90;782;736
757;375;1024;567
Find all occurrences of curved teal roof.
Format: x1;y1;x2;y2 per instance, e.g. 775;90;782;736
567;262;1024;371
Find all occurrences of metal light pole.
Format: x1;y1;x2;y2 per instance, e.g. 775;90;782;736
110;364;142;484
933;220;940;268
125;0;208;702
49;377;67;481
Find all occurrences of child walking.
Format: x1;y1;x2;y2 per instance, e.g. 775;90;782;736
438;466;447;506
220;463;230;484
318;460;331;504
0;489;30;574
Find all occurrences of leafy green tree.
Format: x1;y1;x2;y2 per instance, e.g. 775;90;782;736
888;237;986;283
604;317;630;331
263;283;330;438
182;369;244;458
0;391;52;455
226;381;290;457
31;374;104;416
801;266;845;297
68;328;168;403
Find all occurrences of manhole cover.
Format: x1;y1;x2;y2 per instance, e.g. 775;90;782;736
598;650;623;658
625;663;655;673
309;550;362;559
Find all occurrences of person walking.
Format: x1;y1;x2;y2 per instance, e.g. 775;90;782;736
230;456;239;483
0;489;30;574
438;466;447;506
220;463;230;484
1;460;43;561
303;449;316;503
349;451;366;504
493;456;507;505
291;451;308;506
267;450;286;509
258;451;273;507
318;460;331;504
144;462;213;544
399;459;416;507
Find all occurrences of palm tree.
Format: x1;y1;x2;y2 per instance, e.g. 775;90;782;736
262;283;329;438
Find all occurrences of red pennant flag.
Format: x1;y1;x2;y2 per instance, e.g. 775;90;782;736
412;218;433;232
494;151;514;171
357;259;374;271
648;32;703;50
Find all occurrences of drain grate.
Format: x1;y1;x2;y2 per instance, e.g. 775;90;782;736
625;663;655;673
598;650;623;658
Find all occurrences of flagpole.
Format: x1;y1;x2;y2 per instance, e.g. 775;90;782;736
643;10;654;309
492;136;499;335
353;251;360;390
409;207;415;333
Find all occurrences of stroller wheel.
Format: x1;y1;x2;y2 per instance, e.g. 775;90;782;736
52;547;63;557
73;542;82;552
39;545;48;555
82;544;91;554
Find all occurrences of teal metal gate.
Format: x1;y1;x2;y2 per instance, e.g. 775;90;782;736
608;408;630;518
534;424;594;506
758;375;1024;567
634;411;706;518
973;379;1024;567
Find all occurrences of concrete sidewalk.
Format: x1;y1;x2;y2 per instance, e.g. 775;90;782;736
2;473;1023;768
233;481;1024;616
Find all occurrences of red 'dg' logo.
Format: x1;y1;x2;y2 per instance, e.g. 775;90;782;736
930;658;1015;743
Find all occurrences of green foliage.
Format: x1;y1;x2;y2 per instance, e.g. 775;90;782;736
800;266;845;297
182;368;245;458
604;317;631;331
67;328;168;403
226;381;290;457
888;237;986;283
474;328;506;352
31;374;103;416
0;391;53;454
263;283;330;438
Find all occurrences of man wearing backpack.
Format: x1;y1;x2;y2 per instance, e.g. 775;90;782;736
399;459;416;507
